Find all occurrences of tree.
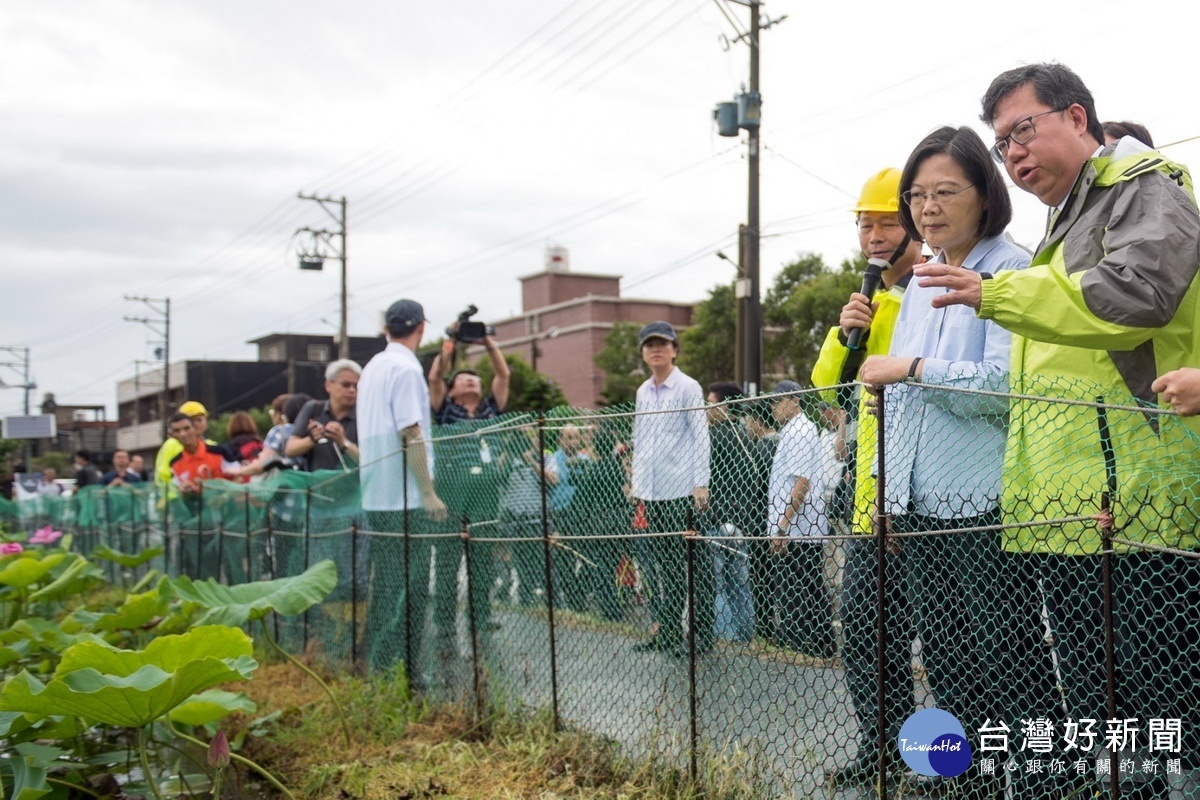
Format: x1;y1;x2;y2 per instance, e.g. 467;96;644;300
473;353;567;415
593;322;648;407
678;282;737;389
764;252;864;384
208;406;273;445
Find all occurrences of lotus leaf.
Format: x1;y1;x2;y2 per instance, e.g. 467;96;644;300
28;555;103;602
168;689;255;726
94;590;165;632
168;559;337;626
0;626;257;727
4;754;49;800
0;557;54;589
90;545;165;569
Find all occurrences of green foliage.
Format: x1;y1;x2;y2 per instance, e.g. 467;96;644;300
168;688;256;726
0;625;257;727
91;544;165;568
594;322;648;407
472;352;567;415
678;282;737;389
167;559;337;626
208;405;273;445
765;252;864;384
592;253;862;395
32;451;69;475
0;533;288;800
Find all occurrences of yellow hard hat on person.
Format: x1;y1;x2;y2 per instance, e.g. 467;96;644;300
179;400;208;417
852;168;902;214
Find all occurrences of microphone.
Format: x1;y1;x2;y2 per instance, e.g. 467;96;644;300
845;258;889;351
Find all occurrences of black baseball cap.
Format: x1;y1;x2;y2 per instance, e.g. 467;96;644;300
638;321;679;348
385;299;426;334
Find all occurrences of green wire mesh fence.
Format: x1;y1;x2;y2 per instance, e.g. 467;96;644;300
6;377;1200;799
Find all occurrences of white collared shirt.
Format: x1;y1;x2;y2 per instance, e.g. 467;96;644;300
631;366;710;501
769;413;828;539
357;341;434;511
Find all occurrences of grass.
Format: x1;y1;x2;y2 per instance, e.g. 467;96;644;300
232;659;769;799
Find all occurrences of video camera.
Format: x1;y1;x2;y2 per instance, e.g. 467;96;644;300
448;305;495;344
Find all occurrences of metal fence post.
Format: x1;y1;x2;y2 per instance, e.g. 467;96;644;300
462;514;483;722
103;490;117;586
351;522;360;669
303;486;312;652
267;511;279;641
244;487;253;583
163;484;173;576
685;507;699;784
538;414;561;732
216;519;225;584
873;387;889;800
403;447;414;683
196;483;204;580
1097;400;1120;799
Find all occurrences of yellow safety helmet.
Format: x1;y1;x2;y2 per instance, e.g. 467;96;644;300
852;168;902;214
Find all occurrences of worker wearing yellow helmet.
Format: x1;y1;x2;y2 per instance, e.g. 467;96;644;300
811;168;924;786
154;400;216;489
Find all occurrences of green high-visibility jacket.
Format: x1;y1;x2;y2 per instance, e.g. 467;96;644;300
980;145;1200;554
811;282;906;535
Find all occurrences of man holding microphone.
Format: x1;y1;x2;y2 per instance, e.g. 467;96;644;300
811;168;924;785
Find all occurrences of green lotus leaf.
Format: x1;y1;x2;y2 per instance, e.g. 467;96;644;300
0;557;54;589
93;590;165;632
0;641;29;669
130;568;161;594
89;545;165;568
168;559;337;626
28;555;103;602
8;618;102;655
0;710;32;738
5;754;49;800
168;689;256;726
59;610;101;634
38;553;68;570
0;626;257;727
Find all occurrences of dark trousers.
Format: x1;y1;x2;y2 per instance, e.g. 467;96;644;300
575;508;629;621
775;539;835;657
898;511;1057;757
749;537;778;639
639;497;714;649
1021;552;1200;780
841;537;914;754
364;510;460;685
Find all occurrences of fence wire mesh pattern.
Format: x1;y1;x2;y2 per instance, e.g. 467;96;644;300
8;378;1200;799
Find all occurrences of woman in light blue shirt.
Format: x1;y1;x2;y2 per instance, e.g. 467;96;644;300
857;126;1040;773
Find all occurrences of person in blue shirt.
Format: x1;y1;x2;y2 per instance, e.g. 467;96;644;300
857;125;1048;794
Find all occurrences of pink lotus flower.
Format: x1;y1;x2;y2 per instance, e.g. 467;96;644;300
0;542;24;555
29;526;63;545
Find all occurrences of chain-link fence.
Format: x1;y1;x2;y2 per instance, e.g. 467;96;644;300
8;378;1199;799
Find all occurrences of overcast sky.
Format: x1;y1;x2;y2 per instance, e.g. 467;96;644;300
3;0;1198;418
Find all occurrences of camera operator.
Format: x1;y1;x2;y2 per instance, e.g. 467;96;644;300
427;309;510;424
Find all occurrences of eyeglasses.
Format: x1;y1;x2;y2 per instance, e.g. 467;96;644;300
334;380;358;390
990;108;1066;163
901;185;976;208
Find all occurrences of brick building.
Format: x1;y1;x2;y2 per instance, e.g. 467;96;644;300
483;249;694;407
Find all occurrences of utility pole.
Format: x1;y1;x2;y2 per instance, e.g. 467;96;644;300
296;194;349;360
124;296;171;440
745;1;762;396
0;347;36;467
713;1;785;395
